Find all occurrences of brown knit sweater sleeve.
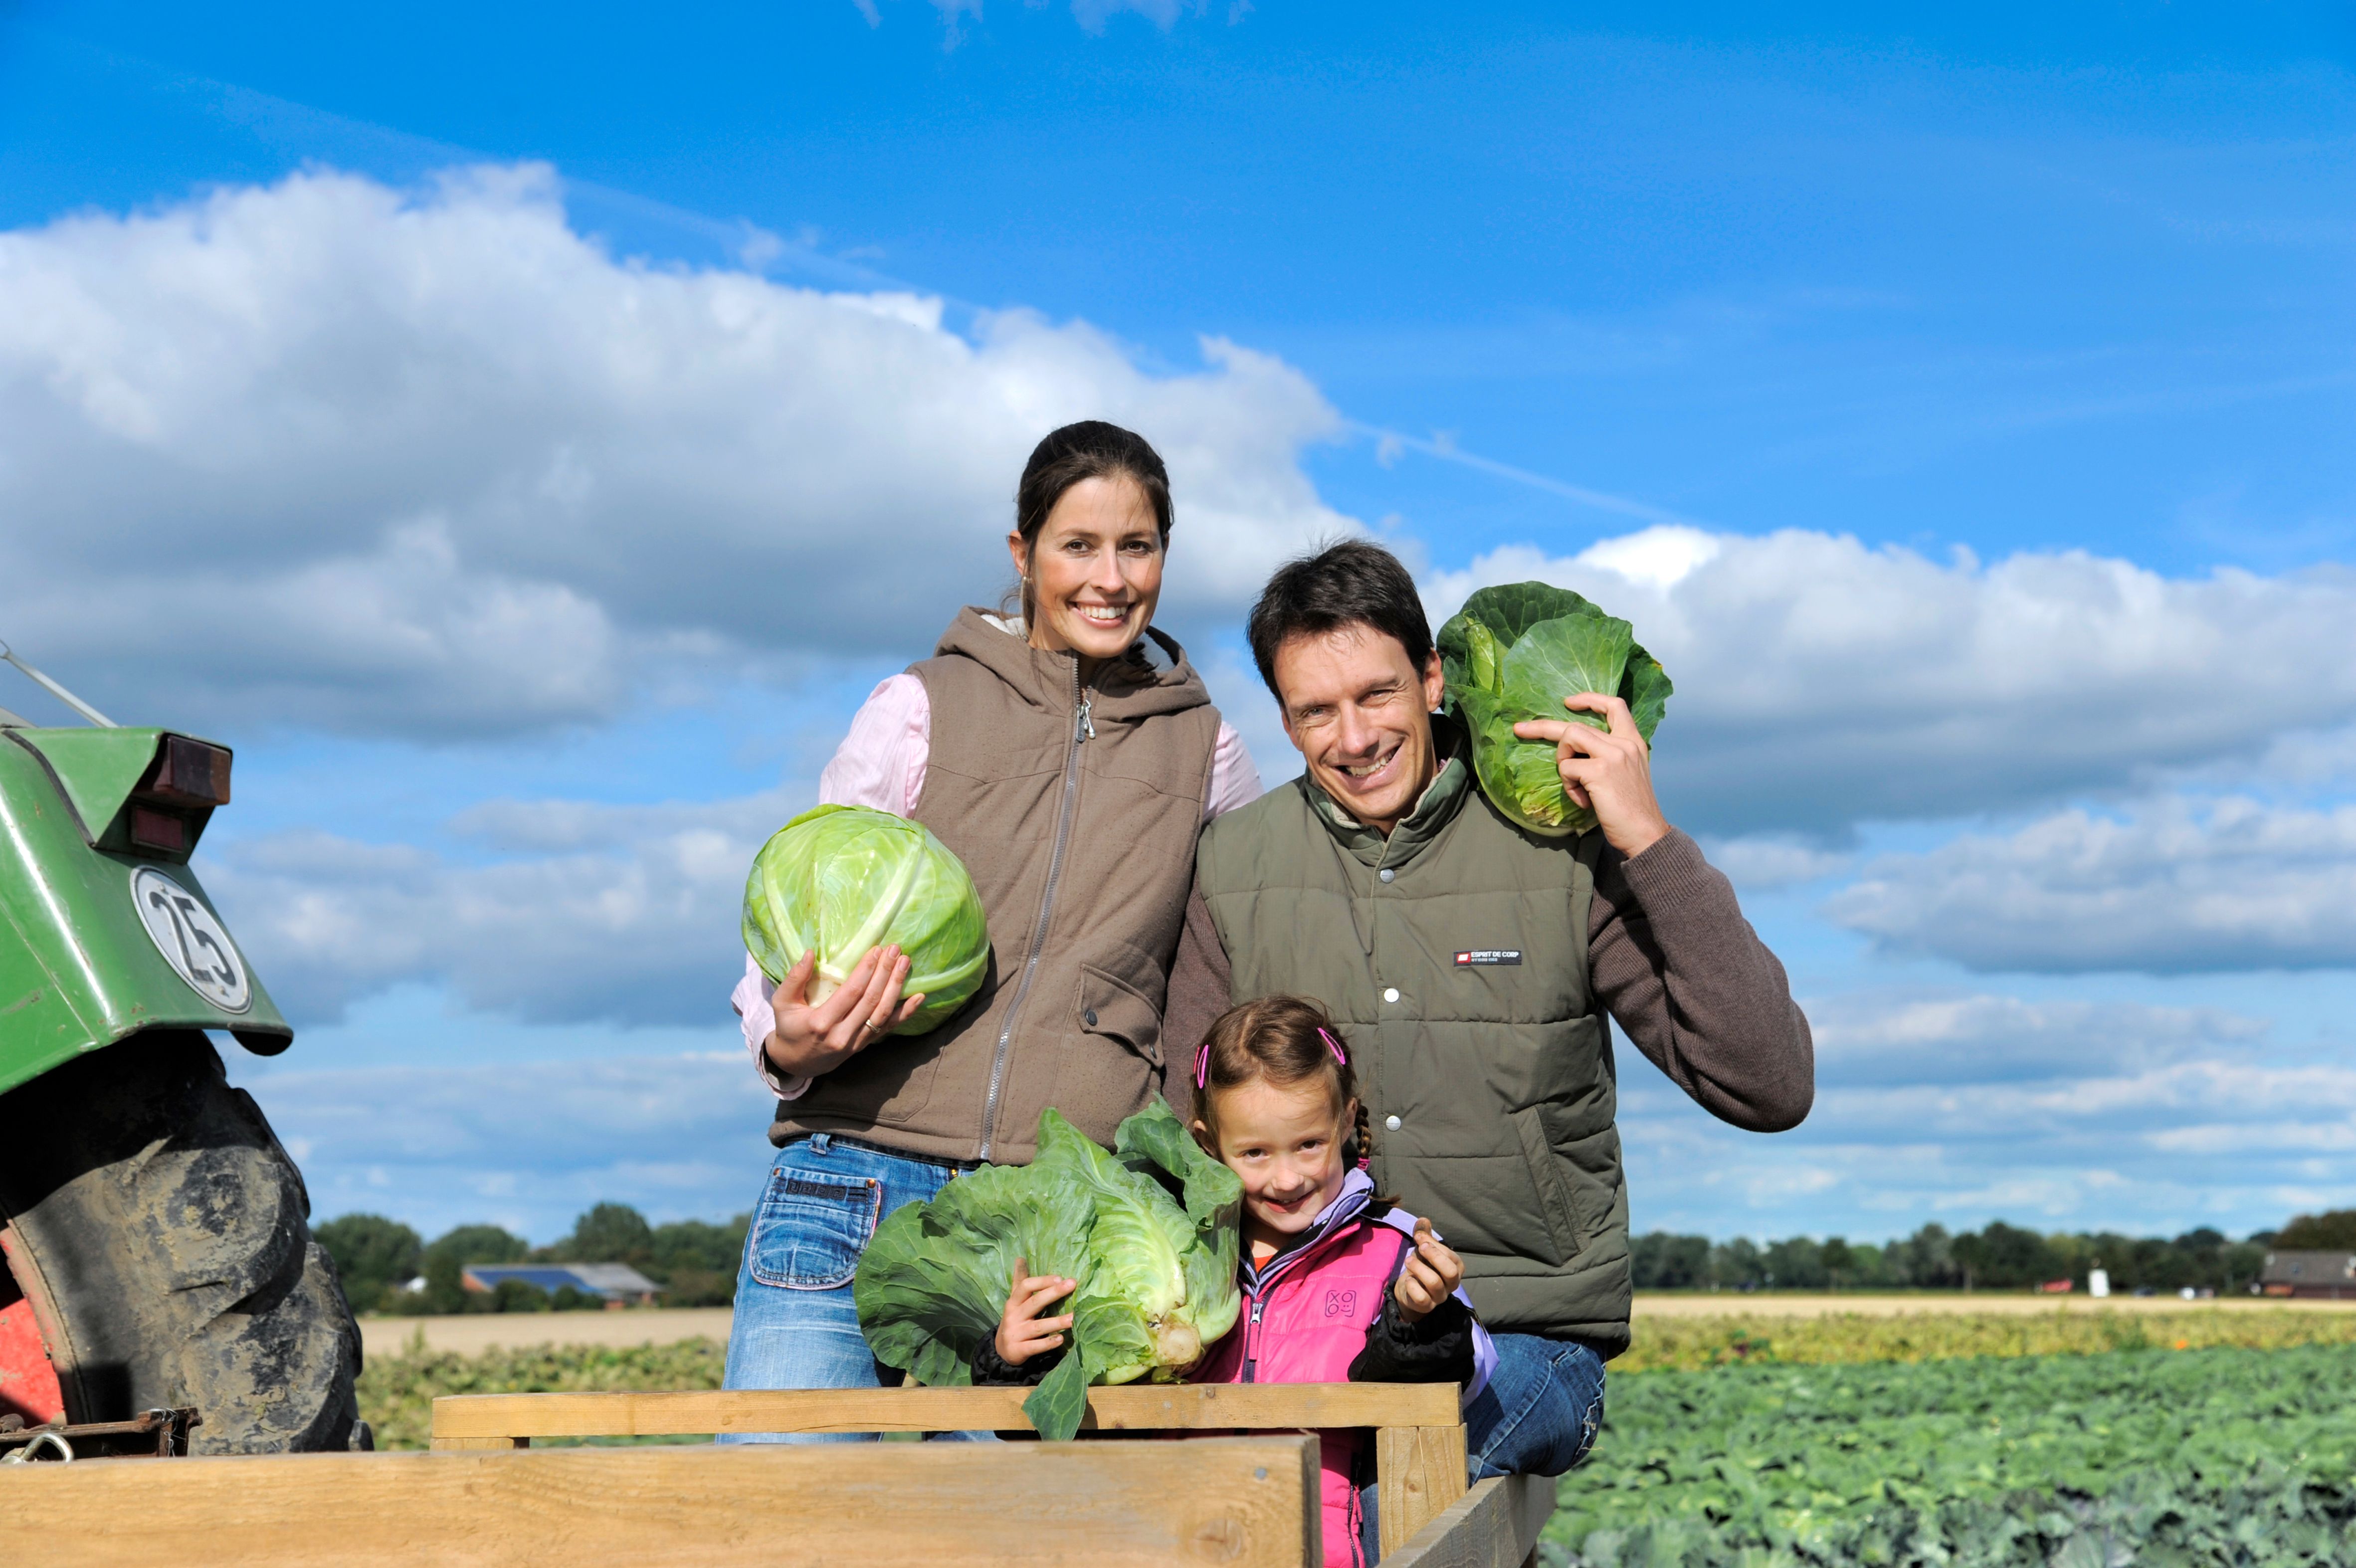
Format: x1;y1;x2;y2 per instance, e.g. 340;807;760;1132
1587;828;1814;1131
1161;885;1235;1126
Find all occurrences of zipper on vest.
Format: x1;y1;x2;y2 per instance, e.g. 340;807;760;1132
976;658;1091;1163
1242;1295;1266;1383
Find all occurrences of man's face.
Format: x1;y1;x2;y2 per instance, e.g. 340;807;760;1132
1272;624;1447;835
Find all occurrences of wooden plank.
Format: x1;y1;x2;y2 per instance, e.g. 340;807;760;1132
1382;1474;1557;1568
1;1435;1321;1568
1375;1422;1471;1555
430;1380;1460;1441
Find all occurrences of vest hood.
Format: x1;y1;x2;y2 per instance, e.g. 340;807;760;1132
934;606;1212;723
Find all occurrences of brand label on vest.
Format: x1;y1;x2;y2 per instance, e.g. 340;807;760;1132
1453;949;1523;967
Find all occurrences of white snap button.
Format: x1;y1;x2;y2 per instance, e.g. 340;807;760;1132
1384;1114;1401;1132
1382;987;1399;1004
1378;867;1395;883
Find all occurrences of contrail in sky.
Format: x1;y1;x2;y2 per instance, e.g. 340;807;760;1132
1346;422;1703;530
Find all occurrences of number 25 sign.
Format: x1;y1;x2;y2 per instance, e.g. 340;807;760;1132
130;867;251;1013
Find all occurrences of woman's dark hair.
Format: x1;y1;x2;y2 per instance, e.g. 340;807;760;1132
1192;995;1374;1169
1245;540;1434;701
1011;421;1173;626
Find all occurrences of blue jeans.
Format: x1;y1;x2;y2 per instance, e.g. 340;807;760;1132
720;1133;967;1443
1358;1333;1606;1560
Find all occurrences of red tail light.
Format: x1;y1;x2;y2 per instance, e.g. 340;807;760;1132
140;736;231;808
129;805;188;855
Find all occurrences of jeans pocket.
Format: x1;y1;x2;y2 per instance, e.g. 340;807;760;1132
747;1157;884;1289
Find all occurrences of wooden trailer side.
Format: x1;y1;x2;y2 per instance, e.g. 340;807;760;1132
0;1436;1322;1567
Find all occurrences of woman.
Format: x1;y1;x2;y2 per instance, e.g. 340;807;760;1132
721;420;1261;1419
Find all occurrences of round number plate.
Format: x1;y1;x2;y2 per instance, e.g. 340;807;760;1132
130;866;252;1013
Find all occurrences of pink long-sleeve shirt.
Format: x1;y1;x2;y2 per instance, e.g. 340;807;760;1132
735;670;1263;1099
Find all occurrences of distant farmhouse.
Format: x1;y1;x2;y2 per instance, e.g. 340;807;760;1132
461;1263;661;1307
2259;1250;2356;1300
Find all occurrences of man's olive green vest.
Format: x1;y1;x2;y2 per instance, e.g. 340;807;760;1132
1194;739;1632;1351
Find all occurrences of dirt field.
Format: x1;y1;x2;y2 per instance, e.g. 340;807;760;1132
358;1291;2351;1357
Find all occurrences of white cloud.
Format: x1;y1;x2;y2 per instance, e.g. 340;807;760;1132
1618;1053;2356;1236
924;0;1198;32
1803;990;2265;1086
234;1052;779;1241
0;164;1354;738
1827;796;2356;973
201;788;789;1026
1698;834;1854;891
1426;527;2356;834
1793;1059;2356;1145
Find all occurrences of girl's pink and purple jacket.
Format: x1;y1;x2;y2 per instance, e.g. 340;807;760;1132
1192;1169;1496;1568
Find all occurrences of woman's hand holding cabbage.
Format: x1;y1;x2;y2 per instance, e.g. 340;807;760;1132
763;943;928;1077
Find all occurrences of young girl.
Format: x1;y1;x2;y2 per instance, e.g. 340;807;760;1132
986;995;1493;1567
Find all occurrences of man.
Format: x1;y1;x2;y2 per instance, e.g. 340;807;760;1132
1167;540;1812;1491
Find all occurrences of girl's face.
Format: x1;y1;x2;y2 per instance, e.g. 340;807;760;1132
1009;475;1165;666
1197;1077;1354;1245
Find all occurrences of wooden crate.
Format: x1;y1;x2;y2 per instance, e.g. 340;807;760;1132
427;1381;1553;1562
0;1437;1319;1566
0;1393;1557;1566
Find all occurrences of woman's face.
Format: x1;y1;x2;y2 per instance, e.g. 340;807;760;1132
1009;475;1165;664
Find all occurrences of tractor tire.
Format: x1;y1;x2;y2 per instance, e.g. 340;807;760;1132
0;1031;366;1452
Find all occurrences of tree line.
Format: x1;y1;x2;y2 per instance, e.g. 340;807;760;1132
319;1203;2356;1313
1633;1210;2356;1295
315;1204;749;1315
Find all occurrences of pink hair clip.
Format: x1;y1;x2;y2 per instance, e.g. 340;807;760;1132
1195;1026;1348;1093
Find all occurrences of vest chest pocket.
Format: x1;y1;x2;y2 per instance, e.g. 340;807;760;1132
1076;964;1164;1067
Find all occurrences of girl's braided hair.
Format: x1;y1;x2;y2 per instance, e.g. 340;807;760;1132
1190;995;1374;1168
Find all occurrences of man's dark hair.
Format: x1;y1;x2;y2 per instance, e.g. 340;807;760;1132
1246;540;1434;700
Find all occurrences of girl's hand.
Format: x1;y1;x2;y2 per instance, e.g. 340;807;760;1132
763;945;927;1078
995;1259;1077;1367
1394;1218;1464;1323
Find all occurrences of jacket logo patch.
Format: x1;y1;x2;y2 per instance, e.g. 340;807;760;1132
1324;1289;1359;1319
1454;949;1523;967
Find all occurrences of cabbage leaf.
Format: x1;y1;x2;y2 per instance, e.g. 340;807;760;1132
853;1102;1242;1441
1438;582;1672;837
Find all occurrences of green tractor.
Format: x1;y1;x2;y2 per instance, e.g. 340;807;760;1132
0;644;363;1451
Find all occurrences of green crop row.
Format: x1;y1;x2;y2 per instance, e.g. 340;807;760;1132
358;1333;728;1451
356;1309;2356;1448
1548;1342;2356;1567
1615;1307;2356;1372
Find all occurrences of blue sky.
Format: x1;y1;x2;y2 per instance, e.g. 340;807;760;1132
4;0;2354;1244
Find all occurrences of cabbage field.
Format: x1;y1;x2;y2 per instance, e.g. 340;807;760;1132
1546;1341;2356;1567
357;1309;2356;1564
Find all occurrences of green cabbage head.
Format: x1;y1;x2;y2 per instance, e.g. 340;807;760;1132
742;803;988;1035
853;1102;1243;1441
1437;581;1673;837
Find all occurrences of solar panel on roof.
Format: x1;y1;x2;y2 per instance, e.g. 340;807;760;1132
466;1266;602;1293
